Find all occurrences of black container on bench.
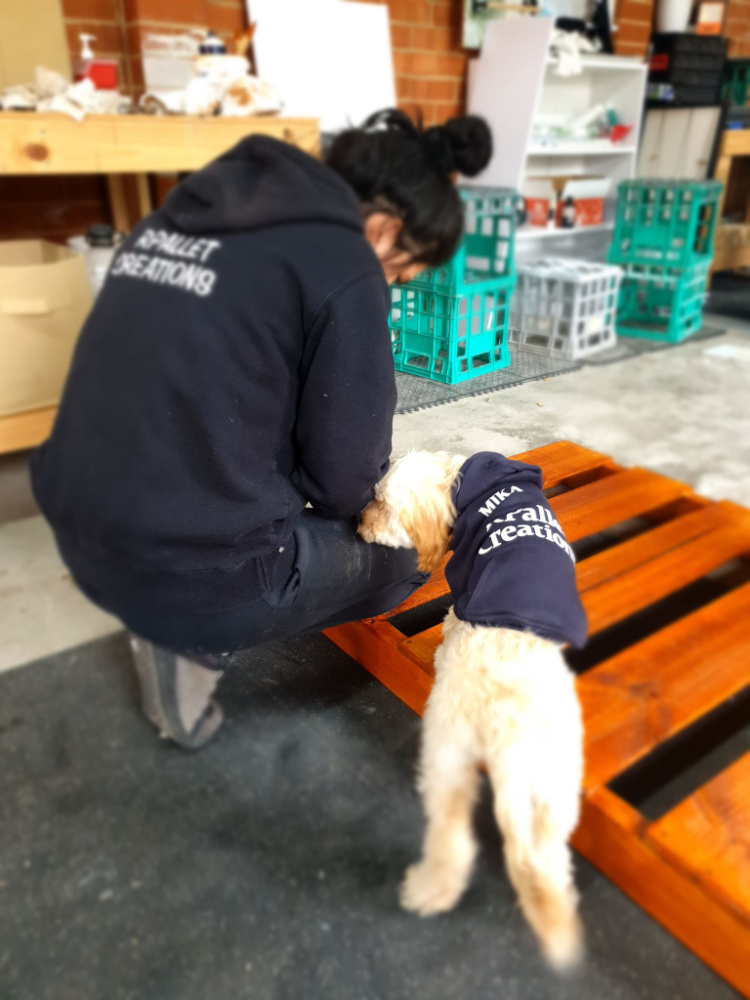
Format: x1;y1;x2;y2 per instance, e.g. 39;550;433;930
648;33;728;107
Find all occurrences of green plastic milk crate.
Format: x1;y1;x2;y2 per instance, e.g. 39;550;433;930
421;186;519;289
615;260;709;343
609;179;722;269
390;274;515;384
721;59;750;106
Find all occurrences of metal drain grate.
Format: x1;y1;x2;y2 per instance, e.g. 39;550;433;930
395;326;726;414
395;346;581;414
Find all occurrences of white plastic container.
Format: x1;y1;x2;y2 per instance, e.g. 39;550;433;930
656;0;693;33
67;225;121;297
510;257;622;361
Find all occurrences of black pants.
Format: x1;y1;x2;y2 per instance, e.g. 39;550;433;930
80;511;427;655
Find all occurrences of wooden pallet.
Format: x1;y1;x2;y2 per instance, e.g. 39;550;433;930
0;405;57;455
325;441;750;996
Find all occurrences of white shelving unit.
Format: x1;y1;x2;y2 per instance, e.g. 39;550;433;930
465;17;648;263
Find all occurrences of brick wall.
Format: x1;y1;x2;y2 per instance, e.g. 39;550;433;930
370;0;469;125
61;0;247;95
726;0;750;55
613;0;655;58
61;0;469;118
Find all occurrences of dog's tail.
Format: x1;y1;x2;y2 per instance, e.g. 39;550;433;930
494;784;583;969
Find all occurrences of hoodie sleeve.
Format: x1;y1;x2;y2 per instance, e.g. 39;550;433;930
292;271;396;520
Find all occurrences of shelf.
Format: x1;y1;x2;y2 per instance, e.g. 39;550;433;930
545;54;646;73
467;18;645;195
516;222;614;240
0;112;321;175
528;143;637;156
0;405;57;455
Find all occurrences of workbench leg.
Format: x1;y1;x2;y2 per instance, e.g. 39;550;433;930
711;153;732;281
107;174;130;234
135;173;152;220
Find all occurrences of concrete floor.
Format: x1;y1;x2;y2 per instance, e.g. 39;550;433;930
392;324;750;505
0;312;748;998
1;632;742;1000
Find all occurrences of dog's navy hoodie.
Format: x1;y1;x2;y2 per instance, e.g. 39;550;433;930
445;453;588;648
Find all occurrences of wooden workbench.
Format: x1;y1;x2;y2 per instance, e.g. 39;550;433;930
712;127;750;273
0;111;320;454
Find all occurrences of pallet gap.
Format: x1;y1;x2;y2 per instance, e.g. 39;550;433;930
573;514;656;561
609;685;750;821
559;464;621;490
573;496;707;562
544;483;572;499
566;556;750;674
389;596;452;638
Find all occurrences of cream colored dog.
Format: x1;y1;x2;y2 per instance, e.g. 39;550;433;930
359;451;584;968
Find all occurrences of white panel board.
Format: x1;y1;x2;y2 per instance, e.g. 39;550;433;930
638;110;664;177
682;107;721;180
466;16;553;189
639;107;721;180
250;0;396;133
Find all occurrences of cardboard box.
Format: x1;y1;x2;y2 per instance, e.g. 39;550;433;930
523;179;555;227
522;177;610;230
556;179;609;228
0;240;92;418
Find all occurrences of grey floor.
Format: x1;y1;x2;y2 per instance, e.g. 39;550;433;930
1;311;749;999
0;634;741;1000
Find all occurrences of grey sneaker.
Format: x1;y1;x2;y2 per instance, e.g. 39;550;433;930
129;634;227;750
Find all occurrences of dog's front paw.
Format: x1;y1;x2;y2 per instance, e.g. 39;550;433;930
400;861;466;916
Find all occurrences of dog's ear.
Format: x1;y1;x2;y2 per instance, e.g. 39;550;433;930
400;499;452;575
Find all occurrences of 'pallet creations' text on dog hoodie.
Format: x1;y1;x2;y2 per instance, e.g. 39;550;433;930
446;453;588;648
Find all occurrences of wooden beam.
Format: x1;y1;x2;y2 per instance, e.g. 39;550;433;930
0;113;321;175
573;788;750;998
0;405;56;454
106;174;130;233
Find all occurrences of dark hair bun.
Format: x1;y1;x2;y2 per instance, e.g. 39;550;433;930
424;115;492;177
326;108;493;268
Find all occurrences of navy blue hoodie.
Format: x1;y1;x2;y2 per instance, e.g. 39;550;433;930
31;137;395;613
445;453;588;648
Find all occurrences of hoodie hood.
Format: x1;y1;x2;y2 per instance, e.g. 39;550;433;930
452;453;544;514
163;135;364;235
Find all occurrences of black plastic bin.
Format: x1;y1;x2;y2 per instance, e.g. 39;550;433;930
648;33;728;106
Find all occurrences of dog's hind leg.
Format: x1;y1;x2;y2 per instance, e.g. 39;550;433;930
490;767;582;969
401;701;480;916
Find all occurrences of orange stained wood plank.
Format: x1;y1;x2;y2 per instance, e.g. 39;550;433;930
550;467;693;543
384;554;450;618
510;440;615;488
581;512;750;635
573;787;750;997
645;753;750;924
401;623;442;671
579;582;750;790
323;618;432;716
0;405;57;454
576;501;744;592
